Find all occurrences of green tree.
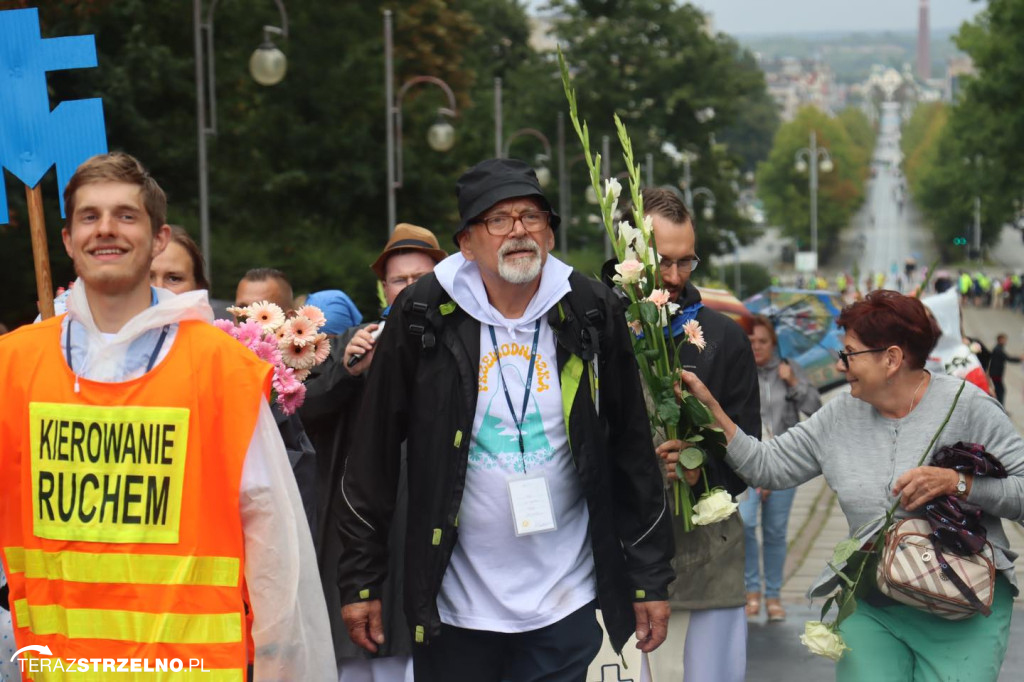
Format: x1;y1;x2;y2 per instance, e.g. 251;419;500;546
837;107;875;181
756;107;867;259
548;0;778;254
899;0;1024;259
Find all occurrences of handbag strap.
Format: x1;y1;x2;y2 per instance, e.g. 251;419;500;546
932;543;992;616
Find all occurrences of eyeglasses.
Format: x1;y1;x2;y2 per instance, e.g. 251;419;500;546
837;347;887;369
385;273;427;288
473;211;551;236
658;256;700;273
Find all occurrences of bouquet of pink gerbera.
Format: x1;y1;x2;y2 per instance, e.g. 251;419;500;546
217;301;331;414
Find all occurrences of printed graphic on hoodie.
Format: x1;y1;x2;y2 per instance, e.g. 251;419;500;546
471;352;555;473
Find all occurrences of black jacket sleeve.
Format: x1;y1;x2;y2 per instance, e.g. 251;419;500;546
335;308;413;604
599;289;676;599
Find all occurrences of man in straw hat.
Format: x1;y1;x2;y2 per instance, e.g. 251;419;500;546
338;158;673;681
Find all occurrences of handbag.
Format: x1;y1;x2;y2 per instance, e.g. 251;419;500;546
876;516;996;620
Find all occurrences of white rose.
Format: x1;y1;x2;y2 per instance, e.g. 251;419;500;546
691;489;738;526
613;259;646;286
800;621;850;662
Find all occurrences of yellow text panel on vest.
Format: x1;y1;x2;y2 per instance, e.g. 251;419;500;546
29;403;190;544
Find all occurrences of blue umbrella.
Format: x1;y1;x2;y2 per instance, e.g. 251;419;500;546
744;287;847;391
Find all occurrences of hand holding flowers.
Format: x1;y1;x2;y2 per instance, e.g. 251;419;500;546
217;301;330;415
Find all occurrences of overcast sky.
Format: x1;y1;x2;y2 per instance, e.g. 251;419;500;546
688;0;984;35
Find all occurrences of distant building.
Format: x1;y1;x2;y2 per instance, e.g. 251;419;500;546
946;55;976;101
760;56;839;121
917;0;931;81
528;15;557;53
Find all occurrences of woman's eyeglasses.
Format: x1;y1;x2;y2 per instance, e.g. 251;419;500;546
837;347;887;369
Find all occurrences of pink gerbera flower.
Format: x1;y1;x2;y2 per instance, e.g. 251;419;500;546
292;368;311;382
236;320;265;348
282;316;316;347
312;333;331;364
294;305;327;329
280;340;317;370
213;319;235;334
277;383;307;415
683;319;706;351
252;339;283;366
248;300;285;332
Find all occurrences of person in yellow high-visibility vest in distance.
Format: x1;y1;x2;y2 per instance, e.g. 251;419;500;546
0;152;334;681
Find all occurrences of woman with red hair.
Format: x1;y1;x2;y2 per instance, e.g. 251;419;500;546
663;290;1024;680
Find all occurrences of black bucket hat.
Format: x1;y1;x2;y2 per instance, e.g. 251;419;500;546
454;158;560;246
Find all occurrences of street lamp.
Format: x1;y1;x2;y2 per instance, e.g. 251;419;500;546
194;0;290;286
691;186;716;222
964;154;987;260
384;9;458;235
503;128;553;188
794;130;833;266
676;149;699;211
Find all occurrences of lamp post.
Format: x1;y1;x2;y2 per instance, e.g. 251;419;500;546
679;150;698;211
194;0;289;286
503;128;553;188
794;130;834;266
964;154;986;261
384;9;457;235
494;77;502;158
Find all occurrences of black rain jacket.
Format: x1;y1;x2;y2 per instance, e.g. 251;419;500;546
337;271;674;653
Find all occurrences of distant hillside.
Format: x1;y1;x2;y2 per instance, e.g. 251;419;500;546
736;30;963;83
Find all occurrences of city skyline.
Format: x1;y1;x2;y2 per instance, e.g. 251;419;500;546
689;0;983;35
527;1;985;36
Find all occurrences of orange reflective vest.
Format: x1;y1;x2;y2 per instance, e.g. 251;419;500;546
0;317;271;680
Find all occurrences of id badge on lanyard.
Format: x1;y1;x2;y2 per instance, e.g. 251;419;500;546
489;322;557;537
507;475;557;536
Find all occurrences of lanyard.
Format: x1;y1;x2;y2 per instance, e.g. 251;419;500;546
488;321;541;473
65;322;171;374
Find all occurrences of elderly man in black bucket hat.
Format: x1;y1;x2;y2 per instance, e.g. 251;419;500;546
338;158;674;682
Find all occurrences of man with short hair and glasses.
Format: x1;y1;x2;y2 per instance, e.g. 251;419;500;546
338;158;673;681
619;187;760;682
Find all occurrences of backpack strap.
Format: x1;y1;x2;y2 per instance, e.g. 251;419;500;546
550;271;605;362
401;273;454;351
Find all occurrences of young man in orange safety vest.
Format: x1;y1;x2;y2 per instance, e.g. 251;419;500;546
0;152;334;680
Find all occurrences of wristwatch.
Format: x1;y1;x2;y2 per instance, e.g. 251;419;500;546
955;471;968;498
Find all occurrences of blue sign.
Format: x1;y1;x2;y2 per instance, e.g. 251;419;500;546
0;8;107;224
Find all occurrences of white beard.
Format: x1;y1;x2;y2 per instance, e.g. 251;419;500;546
497;238;542;284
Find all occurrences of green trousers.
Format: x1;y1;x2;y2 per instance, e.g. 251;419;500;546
836;576;1013;682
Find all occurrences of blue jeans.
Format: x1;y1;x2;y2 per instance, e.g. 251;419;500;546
738;486;796;598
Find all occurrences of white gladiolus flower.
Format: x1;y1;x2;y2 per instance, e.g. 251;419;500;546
605;177;622;202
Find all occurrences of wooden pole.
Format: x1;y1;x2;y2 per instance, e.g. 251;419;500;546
26;184;55;319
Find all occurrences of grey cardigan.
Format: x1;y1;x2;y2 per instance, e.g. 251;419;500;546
726;372;1024;598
